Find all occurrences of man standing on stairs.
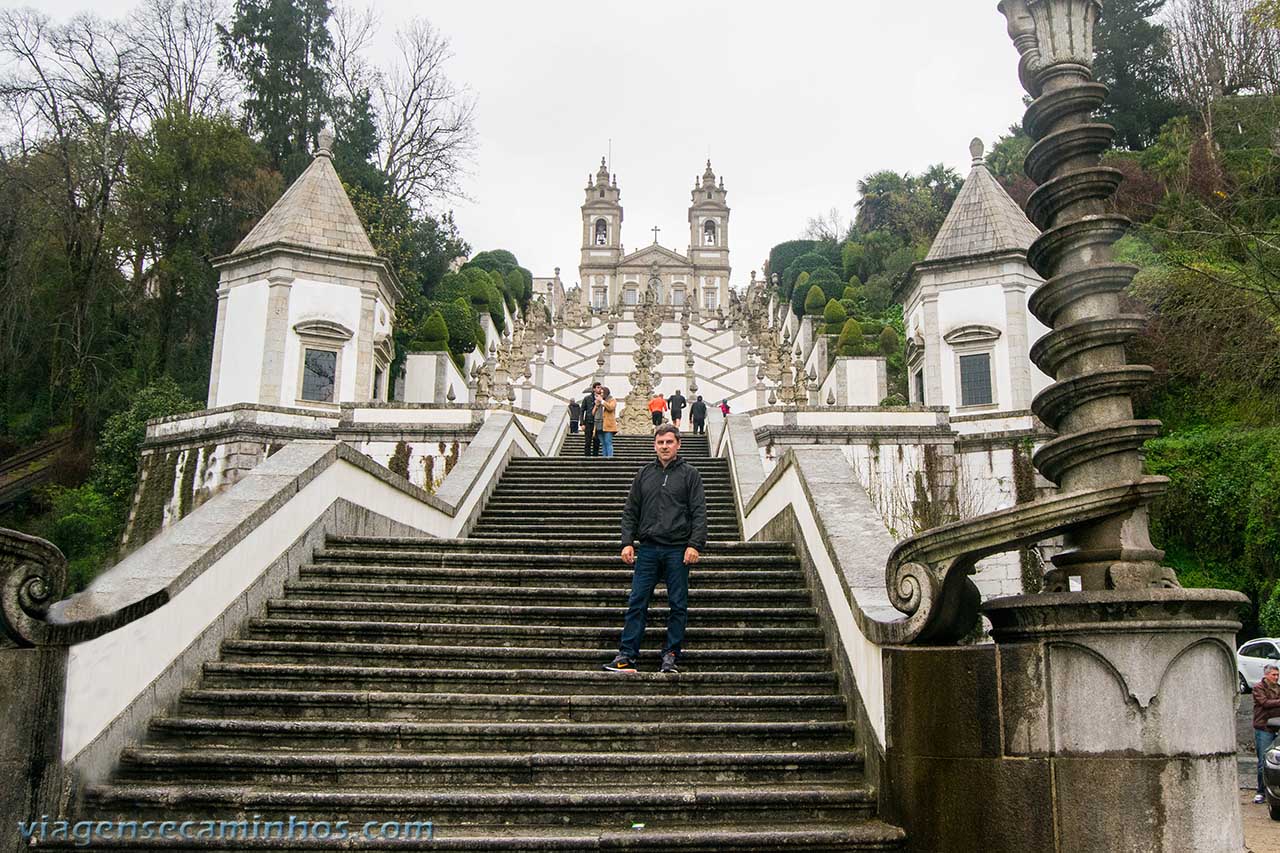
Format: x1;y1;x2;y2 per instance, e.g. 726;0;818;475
603;424;707;674
582;382;602;457
667;389;688;429
690;395;707;435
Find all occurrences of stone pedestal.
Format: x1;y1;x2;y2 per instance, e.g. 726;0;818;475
984;590;1246;853
0;645;68;852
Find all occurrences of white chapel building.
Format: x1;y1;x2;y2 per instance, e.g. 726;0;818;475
899;139;1052;421
206;130;403;411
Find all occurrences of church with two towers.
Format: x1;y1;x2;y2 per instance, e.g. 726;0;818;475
578;157;731;314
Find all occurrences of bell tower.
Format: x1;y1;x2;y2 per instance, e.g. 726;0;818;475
579;157;623;310
687;160;731;311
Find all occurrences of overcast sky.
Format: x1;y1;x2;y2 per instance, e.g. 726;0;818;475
33;0;1029;287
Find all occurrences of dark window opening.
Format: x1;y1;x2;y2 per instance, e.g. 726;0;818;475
302;349;337;402
959;353;993;407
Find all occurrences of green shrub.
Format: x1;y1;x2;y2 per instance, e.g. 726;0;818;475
782;252;832;297
880;393;907;407
92;377;197;512
803;285;827;315
1145;427;1280;634
416;310;450;352
836;319;865;356
878;326;900;356
823;299;848;327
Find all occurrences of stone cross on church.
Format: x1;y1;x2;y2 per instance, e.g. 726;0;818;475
651;225;661;243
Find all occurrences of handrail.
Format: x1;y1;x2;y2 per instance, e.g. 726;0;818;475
2;411;540;653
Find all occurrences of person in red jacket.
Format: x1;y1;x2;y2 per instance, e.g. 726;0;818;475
1254;664;1280;803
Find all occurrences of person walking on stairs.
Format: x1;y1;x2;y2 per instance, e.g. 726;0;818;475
599;387;618;458
690;395;707;434
603;424;707;674
648;392;668;431
568;398;582;435
667;389;688;429
582;382;601;457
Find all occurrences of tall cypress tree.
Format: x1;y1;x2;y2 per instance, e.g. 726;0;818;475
219;0;334;179
1093;0;1182;150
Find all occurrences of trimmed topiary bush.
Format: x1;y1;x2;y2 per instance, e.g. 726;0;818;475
823;299;847;328
804;285;827;315
836;318;865;356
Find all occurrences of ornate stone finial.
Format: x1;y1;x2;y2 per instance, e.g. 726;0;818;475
316;126;335;157
506;386;516;403
970;137;985;166
597;354;606;367
827;388;836;406
768;388;778;406
446;385;456;403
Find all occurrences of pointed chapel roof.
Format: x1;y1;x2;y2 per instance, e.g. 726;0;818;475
924;138;1040;264
231;130;377;259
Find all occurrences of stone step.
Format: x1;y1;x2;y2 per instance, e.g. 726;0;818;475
147;717;857;753
478;500;737;513
297;565;805;589
199;662;837;696
308;550;775;568
467;524;742;537
282;579;812;606
264;600;820;628
476;507;739;519
176;687;849;723
29;822;906;851
319;536;775;556
218;640;833;672
244;618;825;650
484;484;735;495
82;782;880;829
115;747;864;787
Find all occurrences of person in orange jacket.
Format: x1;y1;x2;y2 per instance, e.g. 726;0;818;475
647;392;667;431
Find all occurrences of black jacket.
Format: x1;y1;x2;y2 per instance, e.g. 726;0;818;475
667;392;688;417
690;400;707;422
568;400;582;422
581;392;597;428
620;456;707;550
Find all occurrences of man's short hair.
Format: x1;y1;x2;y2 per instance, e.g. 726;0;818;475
654;424;681;441
1266;664;1279;674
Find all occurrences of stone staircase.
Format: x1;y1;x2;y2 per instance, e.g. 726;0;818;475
70;430;905;850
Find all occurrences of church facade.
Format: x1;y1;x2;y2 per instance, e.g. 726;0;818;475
577;158;731;313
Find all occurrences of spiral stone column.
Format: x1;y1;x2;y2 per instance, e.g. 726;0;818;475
999;0;1173;592
952;4;1252;850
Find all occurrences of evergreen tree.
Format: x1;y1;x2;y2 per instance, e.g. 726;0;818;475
1094;0;1182;150
219;0;334;179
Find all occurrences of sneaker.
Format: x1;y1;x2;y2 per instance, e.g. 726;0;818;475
602;655;637;673
660;652;679;674
1255;794;1266;804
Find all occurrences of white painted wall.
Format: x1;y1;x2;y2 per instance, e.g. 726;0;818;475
214;281;268;407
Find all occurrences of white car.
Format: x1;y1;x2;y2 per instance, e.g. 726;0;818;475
1238;638;1280;693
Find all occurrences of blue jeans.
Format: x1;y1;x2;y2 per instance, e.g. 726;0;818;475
601;431;614;457
1258;729;1277;794
618;544;689;659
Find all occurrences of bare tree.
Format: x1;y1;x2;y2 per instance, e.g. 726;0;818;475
1165;0;1280;139
128;0;235;121
329;1;377;106
803;207;847;243
326;7;475;208
0;9;141;440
